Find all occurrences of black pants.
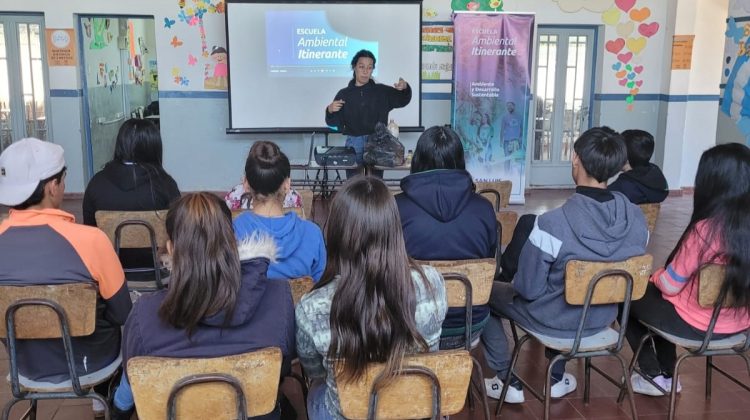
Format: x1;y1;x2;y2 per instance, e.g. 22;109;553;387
624;283;730;377
498;214;536;283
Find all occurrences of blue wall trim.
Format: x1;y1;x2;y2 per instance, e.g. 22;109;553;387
49;89;82;98
594;93;720;102
422;79;453;84
159;90;229;99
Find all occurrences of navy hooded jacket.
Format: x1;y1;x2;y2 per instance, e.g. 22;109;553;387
396;169;498;334
608;163;668;204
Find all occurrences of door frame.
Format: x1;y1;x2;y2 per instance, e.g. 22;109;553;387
77;13;155;181
527;24;599;188
0;13;52;146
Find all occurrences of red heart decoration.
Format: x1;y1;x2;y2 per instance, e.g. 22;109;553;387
635;80;643;87
634;65;644;74
606;38;625;54
619;78;628;86
617;52;633;63
638;22;660;38
615;0;636;12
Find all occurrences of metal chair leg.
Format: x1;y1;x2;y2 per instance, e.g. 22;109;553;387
705;356;713;400
544;354;566;420
2;398;18;420
618;332;652;403
91;393;110;420
584;357;591;404
495;334;530;417
27;399;36;420
668;353;691;420
613;353;638;420
471;357;490;420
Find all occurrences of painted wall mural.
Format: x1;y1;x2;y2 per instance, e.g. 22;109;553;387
162;0;226;90
721;14;750;143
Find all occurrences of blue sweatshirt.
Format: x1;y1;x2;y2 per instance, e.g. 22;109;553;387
234;211;326;282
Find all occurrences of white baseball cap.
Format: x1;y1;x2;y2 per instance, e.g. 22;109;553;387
0;138;66;206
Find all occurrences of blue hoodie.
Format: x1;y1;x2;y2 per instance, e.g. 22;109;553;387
233;211;326;282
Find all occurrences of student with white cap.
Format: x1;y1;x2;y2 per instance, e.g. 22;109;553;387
0;138;131;418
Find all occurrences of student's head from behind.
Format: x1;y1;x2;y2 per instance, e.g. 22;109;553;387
319;176;428;384
160;192;241;336
693;142;750;220
411;125;466;174
113;118;163;167
351;49;375;85
0;138;66;210
621;129;654;169
571;126;626;185
243;141;291;204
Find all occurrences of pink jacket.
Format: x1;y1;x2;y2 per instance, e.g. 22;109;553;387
653;220;749;334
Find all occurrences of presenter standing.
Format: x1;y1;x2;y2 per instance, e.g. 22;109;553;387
325;49;412;178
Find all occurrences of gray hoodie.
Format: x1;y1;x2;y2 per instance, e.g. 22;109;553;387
511;190;648;337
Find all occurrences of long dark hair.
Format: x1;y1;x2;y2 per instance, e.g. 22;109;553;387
666;143;750;312
411;125;466;174
315;176;429;385
159;192;242;336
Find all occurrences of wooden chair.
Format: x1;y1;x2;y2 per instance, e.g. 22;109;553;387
336;349;473;420
128;347;282;420
497;210;519;249
476;180;512;211
288;276;314;305
498;255;653;420
419;260;495;419
297;188;314;220
620;264;750;420
638;203;660;235
0;283;118;420
96;210;169;290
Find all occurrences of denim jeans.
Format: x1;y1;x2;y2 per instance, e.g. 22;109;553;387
113;373;134;410
307;380;336;419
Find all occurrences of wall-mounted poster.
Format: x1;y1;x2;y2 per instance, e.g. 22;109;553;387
422;24;453;80
46;29;77;66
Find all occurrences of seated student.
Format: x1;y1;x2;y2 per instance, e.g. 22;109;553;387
233;141;326;281
82;118;180;269
395;125;497;349
608;129;668;204
625;143;750;395
112;192;295;420
482;127;648;403
0;138;131;417
296;177;447;419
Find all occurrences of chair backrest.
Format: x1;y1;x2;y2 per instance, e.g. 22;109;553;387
419;259;495;306
96;210;169;249
564;254;653;305
476;180;512;209
336;349;472;420
496;210;518;248
128;347;282;420
638;203;660;235
0;283;97;339
297;188;314;220
288;276;314;305
698;264;733;308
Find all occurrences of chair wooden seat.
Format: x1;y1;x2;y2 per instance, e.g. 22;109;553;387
288;276;313;305
640;322;747;350
521;327;620;353
18;355;122;392
336;349;472;420
128;347;282;420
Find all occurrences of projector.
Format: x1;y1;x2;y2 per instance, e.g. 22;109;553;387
314;146;357;167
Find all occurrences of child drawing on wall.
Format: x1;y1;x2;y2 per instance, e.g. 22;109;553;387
204;46;228;90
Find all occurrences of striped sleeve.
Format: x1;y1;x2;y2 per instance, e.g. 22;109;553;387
651;226;707;296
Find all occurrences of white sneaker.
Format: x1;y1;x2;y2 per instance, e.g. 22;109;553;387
631;373;667;396
653;374;682;394
484;376;525;403
550;372;577;398
92;398;106;418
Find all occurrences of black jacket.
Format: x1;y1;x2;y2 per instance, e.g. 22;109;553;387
608;163;668;204
325;79;411;136
396;169;497;332
83;162;180;268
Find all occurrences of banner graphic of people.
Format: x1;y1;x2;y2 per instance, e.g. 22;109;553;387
451;12;534;203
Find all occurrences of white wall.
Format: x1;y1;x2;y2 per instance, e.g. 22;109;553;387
2;0;728;192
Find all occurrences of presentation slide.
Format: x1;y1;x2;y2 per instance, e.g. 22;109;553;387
226;1;422;132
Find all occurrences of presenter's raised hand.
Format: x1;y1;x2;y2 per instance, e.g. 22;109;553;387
327;99;345;113
394;78;408;90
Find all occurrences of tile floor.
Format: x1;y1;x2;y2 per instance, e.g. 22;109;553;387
2;190;749;419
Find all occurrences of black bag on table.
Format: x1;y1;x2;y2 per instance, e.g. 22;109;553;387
363;122;405;167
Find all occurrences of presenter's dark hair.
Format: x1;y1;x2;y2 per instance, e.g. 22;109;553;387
114;118;163;166
351;49;376;79
244;141;291;197
411;125;466;174
666;143;750;313
621;129;655;168
160;192;241;336
314;176;430;386
572;126;626;183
